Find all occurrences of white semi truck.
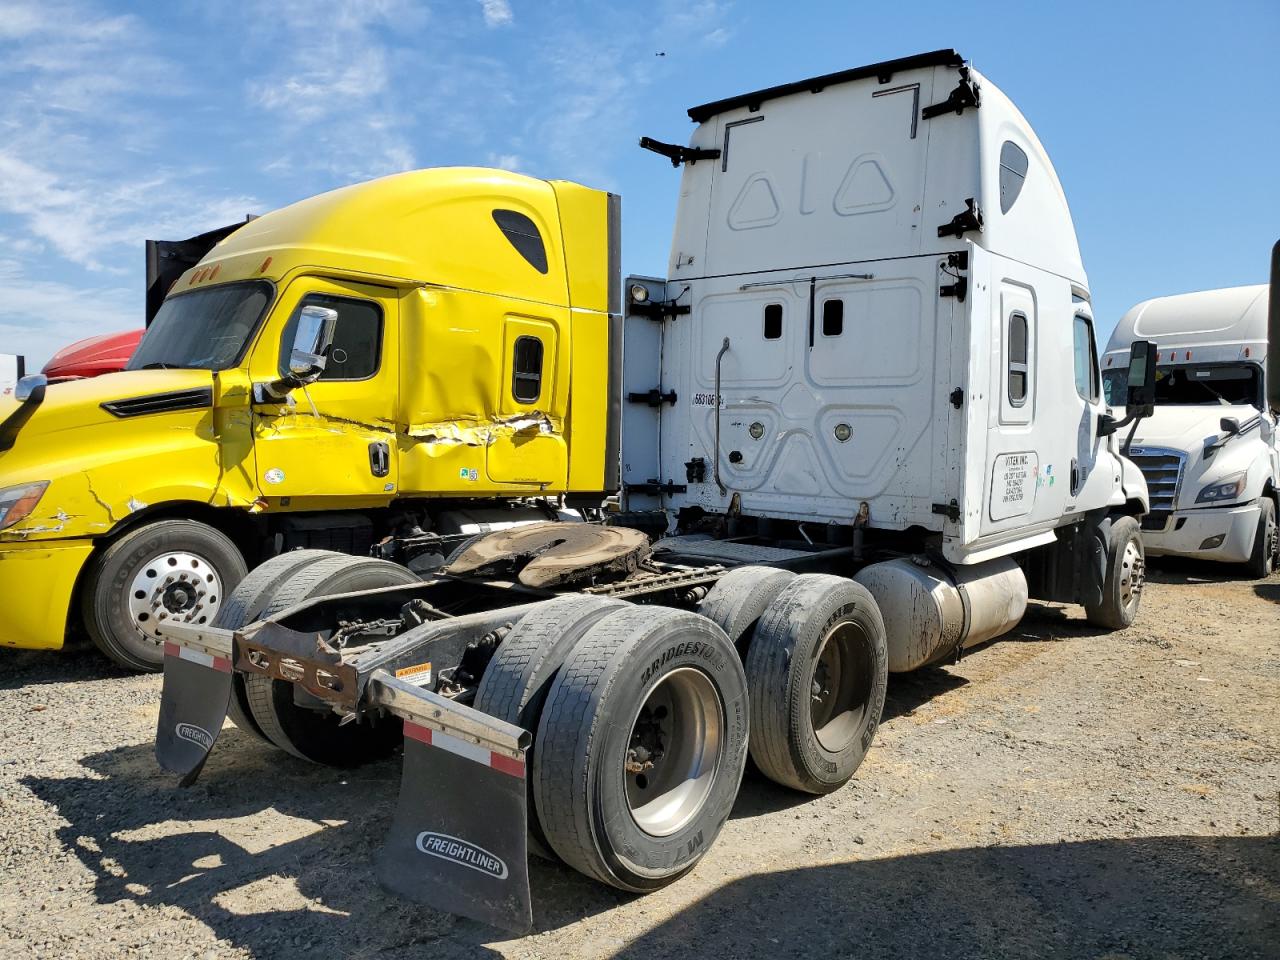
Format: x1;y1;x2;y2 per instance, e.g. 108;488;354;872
153;50;1155;932
0;354;23;399
1103;277;1279;576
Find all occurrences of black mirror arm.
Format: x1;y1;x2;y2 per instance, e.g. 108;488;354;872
1100;407;1151;456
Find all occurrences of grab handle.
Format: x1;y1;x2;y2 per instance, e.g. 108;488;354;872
714;336;730;495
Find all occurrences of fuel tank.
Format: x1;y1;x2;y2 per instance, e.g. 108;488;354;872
854;555;1028;673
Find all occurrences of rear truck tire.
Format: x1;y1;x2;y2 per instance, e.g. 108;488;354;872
1245;497;1277;579
744;574;888;795
473;594;624;859
697;565;796;648
82;519;248;673
242;554;420;765
531;606;749;891
212;549;338;744
1085;516;1145;630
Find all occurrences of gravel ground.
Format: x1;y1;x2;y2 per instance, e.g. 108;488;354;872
1;560;1277;960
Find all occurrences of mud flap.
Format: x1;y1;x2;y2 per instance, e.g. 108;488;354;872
155;641;233;786
377;720;532;933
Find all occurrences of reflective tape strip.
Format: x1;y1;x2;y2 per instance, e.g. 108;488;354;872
163;641;231;674
405;721;525;779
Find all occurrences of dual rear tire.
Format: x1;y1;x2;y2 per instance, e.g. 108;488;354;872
214;551;419;764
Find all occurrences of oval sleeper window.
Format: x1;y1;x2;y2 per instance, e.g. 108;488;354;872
999;141;1029;214
492;209;549;274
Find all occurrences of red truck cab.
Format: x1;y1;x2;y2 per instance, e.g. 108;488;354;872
42;329;143;382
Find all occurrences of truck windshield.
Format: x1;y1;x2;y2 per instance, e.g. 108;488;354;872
1104;362;1262;409
128;281;274;372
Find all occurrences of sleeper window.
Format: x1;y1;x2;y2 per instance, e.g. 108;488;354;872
512;336;544;403
1073;315;1100;402
279;294;382;381
492;209;549;274
822;299;844;337
999;141;1029;214
763;303;783;340
1007;311;1028;405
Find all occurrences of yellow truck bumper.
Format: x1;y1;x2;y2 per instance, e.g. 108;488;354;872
0;539;94;651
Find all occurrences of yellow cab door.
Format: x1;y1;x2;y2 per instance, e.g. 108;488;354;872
248;277;400;505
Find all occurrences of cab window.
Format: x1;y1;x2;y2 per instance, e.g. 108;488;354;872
1073;315;1100;402
279;294;383;381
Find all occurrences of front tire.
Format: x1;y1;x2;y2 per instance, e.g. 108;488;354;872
1245;497;1277;579
1085;516;1145;629
82;519;247;672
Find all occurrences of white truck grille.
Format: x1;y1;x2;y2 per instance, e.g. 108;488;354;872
1128;447;1186;530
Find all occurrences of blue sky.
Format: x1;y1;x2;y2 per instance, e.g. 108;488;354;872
0;0;1276;370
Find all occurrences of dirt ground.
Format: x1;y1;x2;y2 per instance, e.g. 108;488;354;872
1;560;1277;960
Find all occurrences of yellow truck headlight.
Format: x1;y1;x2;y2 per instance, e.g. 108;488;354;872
0;481;50;530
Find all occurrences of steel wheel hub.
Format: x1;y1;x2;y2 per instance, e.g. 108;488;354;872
1118;539;1145;610
810;621;873;754
128;551;223;640
625;666;724;837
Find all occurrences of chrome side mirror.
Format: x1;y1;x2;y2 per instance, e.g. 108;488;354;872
254;305;338;403
14;374;47;405
286;305;338;382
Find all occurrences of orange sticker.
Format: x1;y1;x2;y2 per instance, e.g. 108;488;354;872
395;662;433;684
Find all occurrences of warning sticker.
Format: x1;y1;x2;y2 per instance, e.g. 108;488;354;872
989;451;1038;521
395;662;433;686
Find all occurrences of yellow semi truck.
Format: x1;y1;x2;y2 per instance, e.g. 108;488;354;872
0;168;620;670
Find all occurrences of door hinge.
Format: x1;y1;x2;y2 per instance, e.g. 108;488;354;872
940;250;969;302
629;299;691;321
950;388;964;409
625;480;688;497
921;67;981;119
938;198;984;239
639;136;722;167
932;499;961;523
368;441;390;478
627;388;677;407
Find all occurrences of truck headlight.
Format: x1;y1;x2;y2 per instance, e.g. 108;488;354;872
1195;473;1246;504
0;481;50;530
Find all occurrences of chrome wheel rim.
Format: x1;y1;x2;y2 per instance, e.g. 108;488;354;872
625;667;724;838
128;551;224;640
810;621;874;753
1118;539;1145;612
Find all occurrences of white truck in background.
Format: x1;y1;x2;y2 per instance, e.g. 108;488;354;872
1103;276;1280;576
0;354;23;399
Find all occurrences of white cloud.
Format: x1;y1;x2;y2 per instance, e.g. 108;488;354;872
478;0;513;28
0;259;138;369
242;0;421;182
487;152;522;172
0;0;264;364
